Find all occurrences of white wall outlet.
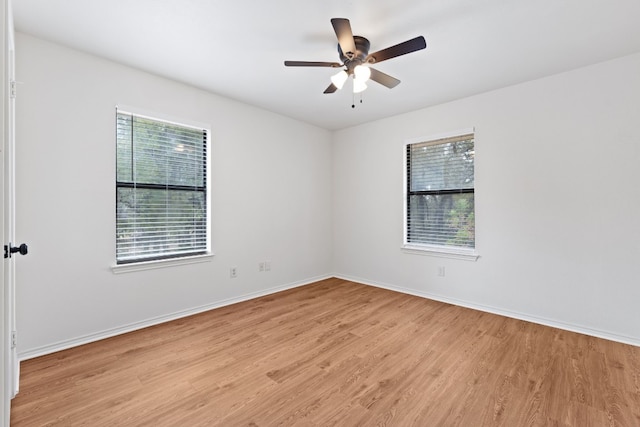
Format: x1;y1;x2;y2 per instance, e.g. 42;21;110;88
438;266;445;277
259;262;265;272
265;261;271;271
230;267;238;278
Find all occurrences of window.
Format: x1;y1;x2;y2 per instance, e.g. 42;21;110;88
404;131;475;257
116;108;210;264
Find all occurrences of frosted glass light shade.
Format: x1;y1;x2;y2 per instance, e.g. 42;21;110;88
353;78;368;93
354;65;371;81
330;70;349;89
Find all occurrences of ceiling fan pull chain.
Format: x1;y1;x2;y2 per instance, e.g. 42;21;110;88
352;91;355;109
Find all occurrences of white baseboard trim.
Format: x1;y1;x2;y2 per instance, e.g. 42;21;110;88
19;274;333;361
334;273;640;348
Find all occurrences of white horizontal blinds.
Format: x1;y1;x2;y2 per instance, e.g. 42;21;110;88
116;111;207;263
407;134;475;248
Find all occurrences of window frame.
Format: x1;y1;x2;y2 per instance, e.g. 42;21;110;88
112;105;213;273
402;129;479;261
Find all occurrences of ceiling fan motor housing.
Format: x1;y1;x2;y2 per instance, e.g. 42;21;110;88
339;36;370;73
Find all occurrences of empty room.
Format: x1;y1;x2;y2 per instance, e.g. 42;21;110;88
2;0;640;425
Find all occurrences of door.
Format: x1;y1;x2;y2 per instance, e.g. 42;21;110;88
4;15;19;401
1;0;11;423
3;0;20;419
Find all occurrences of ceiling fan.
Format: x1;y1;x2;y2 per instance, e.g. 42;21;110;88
285;18;426;95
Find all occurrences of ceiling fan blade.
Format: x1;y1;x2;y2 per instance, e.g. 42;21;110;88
323;83;338;94
369;67;401;88
331;18;356;58
366;36;426;64
285;61;341;67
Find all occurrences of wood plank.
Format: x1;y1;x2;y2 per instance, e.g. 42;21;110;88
10;278;640;426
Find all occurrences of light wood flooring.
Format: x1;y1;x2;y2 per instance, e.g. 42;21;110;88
10;278;640;426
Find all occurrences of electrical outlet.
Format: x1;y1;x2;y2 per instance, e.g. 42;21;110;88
259;262;265;272
438;266;445;277
230;267;238;278
265;261;271;271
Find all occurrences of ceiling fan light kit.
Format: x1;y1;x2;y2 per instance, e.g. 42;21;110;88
285;18;426;105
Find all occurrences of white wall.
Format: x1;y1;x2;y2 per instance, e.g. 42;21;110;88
15;33;333;358
14;31;640;358
332;52;640;345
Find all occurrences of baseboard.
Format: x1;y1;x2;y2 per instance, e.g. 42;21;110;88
333;273;640;348
21;272;638;361
19;274;333;361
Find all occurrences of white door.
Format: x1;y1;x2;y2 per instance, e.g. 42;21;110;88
4;6;19;400
1;1;11;423
3;1;20;423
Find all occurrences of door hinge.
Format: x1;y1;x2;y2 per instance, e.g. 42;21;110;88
10;80;17;99
11;331;17;349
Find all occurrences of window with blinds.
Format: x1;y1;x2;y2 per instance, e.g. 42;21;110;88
406;133;475;250
116;110;209;264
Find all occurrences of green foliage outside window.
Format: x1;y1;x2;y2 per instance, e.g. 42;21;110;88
116;112;208;263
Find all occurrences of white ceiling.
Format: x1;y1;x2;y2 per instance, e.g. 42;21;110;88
12;0;640;130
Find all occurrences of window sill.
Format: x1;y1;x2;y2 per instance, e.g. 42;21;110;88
401;244;479;261
111;253;214;274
